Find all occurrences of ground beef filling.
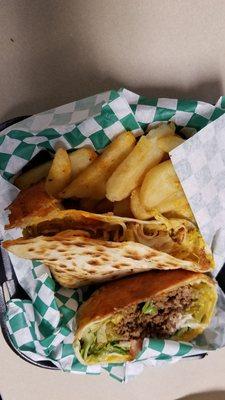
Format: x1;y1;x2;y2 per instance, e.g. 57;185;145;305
116;285;193;339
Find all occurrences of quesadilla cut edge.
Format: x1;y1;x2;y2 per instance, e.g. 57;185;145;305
73;270;217;364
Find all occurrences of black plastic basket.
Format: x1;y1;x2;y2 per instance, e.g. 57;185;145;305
0;116;225;370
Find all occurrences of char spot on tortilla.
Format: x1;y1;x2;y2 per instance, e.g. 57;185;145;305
124;251;142;261
100;255;110;262
28;247;35;251
59;263;67;269
74;242;86;247
58;248;66;252
156;264;169;269
103;242;120;248
101;271;113;275
96;246;104;252
88;259;102;266
146;250;159;258
66;256;73;260
49;258;57;261
113;264;123;269
94;253;102;258
83;251;93;256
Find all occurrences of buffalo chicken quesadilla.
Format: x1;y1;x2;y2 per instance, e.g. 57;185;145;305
74;270;217;364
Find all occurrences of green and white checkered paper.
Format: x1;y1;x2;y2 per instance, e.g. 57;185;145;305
1;88;225;382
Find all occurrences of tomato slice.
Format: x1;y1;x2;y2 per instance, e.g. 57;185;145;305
129;339;143;358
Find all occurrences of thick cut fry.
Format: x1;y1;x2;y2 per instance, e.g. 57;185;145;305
60;132;136;200
157;134;184;153
69;148;97;178
130;187;154;220
45;148;72;196
158;192;195;222
14;161;52;190
113;197;133;217
15;148;96;190
146;122;176;140
106;136;165;202
140;160;185;210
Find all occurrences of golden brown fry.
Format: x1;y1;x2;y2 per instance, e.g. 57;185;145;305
146;122;176;140
113;197;133;218
69;148;97;178
106;136;165;202
157;134;184;153
14;161;52;190
60;132;136;200
45;148;72;196
140;160;190;216
140;160;180;209
15;148;97;190
130;187;154;220
158;192;195;222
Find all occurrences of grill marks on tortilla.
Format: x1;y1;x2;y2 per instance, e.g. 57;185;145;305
4;231;199;288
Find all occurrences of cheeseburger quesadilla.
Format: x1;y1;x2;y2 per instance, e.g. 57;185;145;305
3;230;210;288
74;270;217;365
4;180;214;288
6;206;214;272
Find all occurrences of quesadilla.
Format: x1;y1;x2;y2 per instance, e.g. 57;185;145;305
74;270;217;365
3;222;213;288
6;180;62;229
5;183;214;279
8;208;214;273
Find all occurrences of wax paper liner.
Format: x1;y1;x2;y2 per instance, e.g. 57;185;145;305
1;88;225;383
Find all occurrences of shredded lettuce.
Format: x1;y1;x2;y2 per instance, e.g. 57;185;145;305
142;301;158;315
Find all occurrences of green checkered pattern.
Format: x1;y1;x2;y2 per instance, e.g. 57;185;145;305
121;88;225;136
2;89;225;382
0;90;141;182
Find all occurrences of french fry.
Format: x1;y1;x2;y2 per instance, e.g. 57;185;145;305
158;192;195;222
140;160;185;210
60;132;136;200
14;161;52;190
130;187;154;220
69;148;97;178
113;197;133;217
15;148;97;190
157;134;184;153
45;148;72;196
106;136;165;202
146;122;176;140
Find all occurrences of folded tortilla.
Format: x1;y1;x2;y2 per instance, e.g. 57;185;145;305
6;181;62;229
5;184;214;275
3;230;209;288
74;270;217;365
12;208;214;273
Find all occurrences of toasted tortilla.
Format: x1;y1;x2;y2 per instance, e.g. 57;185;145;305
74;270;217;364
2;230;209;288
5;185;214;273
14;209;214;273
6;181;62;229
